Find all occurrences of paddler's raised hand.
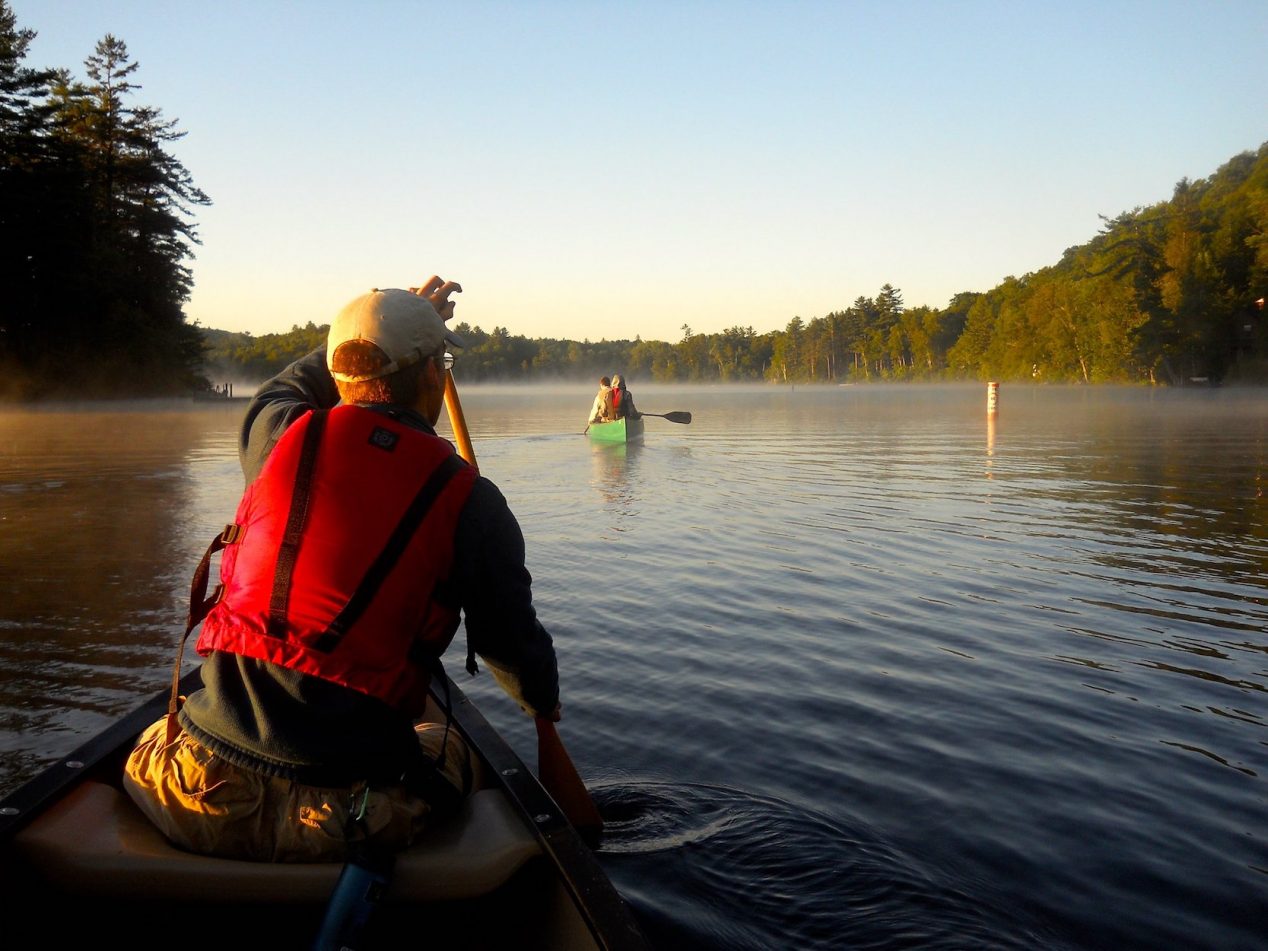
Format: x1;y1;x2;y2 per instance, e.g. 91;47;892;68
411;275;462;321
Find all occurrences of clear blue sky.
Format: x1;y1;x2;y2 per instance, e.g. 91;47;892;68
14;0;1268;342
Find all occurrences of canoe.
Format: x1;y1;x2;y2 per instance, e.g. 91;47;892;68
0;669;651;951
587;416;644;444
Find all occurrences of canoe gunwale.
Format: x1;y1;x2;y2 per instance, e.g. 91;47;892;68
0;668;197;840
0;668;651;951
442;677;650;950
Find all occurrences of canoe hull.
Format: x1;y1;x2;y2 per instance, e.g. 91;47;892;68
587;416;644;444
0;671;650;951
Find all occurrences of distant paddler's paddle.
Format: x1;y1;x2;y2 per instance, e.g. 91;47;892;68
639;411;692;424
438;340;604;842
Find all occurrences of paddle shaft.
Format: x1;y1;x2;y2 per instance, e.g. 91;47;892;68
442;368;604;839
443;370;478;472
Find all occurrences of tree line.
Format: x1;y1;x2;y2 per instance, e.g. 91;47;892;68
0;2;209;399
208;144;1268;389
5;1;1265;398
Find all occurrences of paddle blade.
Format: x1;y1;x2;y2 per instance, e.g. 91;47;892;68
662;411;692;424
536;719;604;843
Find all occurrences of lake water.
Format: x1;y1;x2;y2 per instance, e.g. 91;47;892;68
1;383;1265;950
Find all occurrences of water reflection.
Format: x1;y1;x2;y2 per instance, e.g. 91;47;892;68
0;403;244;792
589;441;641;510
986;414;996;479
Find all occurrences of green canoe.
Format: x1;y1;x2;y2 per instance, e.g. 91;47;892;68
587;416;644;444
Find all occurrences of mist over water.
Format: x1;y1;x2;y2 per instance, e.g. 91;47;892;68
2;383;1265;949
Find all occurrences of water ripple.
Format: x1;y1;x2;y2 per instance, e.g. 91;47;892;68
593;778;1062;951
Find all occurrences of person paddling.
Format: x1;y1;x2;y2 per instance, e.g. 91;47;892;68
610;373;640;420
588;375;614;424
123;277;563;864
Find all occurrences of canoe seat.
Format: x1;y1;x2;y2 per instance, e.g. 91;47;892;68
14;780;542;903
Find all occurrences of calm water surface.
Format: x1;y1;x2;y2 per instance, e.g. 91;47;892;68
1;383;1265;950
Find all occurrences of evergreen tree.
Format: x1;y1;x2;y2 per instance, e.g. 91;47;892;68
0;1;65;394
59;35;211;392
0;13;211;399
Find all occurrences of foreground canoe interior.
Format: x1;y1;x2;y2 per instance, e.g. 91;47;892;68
0;674;651;951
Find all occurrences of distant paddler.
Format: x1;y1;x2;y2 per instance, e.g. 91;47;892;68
584;375;615;434
608;372;692;426
610;373;640;420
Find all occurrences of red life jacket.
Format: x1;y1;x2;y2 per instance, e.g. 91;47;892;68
611;388;623;411
196;405;476;715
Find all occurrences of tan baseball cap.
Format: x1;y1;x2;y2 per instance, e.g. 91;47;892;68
326;288;465;383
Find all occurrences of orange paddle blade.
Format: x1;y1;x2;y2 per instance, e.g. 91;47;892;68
536;718;603;841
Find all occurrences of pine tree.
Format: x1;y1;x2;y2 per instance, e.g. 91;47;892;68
46;33;212;394
0;0;63;392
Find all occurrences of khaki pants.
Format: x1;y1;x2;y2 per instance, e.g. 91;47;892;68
122;716;478;862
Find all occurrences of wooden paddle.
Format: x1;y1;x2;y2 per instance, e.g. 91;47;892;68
442;371;478;471
535;717;603;844
639;411;692;424
441;364;604;841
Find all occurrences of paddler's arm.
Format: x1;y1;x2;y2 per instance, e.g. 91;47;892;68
454;478;561;721
238;347;340;484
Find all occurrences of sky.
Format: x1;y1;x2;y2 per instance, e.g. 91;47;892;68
13;0;1268;343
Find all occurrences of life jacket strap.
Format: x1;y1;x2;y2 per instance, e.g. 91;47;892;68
400;658;469;817
267;408;328;638
165;522;242;742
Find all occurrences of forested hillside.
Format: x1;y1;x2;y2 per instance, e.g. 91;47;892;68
210;142;1268;388
946;147;1268;385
